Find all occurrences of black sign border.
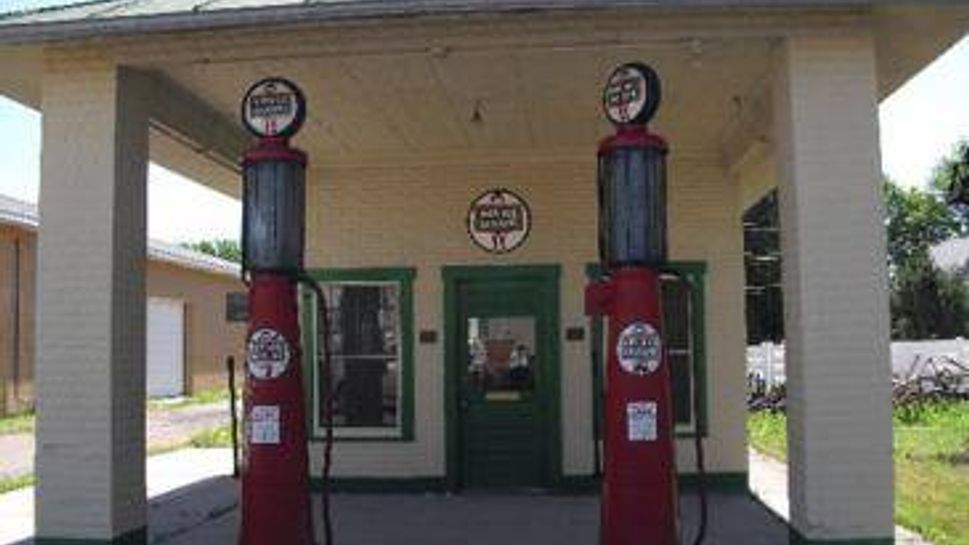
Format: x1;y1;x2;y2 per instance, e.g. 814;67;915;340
602;62;662;127
241;76;307;139
466;187;533;255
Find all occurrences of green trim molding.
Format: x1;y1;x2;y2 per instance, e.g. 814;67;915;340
311;477;449;494
301;267;417;442
442;264;562;491
788;530;895;545
310;472;747;495
585;261;709;438
35;527;147;545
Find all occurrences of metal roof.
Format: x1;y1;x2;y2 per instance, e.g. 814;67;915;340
0;193;241;278
0;0;914;44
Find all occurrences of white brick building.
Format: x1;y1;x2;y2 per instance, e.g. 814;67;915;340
0;1;966;544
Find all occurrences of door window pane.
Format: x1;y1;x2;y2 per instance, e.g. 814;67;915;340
467;316;536;396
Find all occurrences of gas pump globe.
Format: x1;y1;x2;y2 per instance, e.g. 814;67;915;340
598;62;668;267
242;78;307;274
587;63;679;545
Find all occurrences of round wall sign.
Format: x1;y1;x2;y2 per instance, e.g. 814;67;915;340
241;77;306;138
602;63;661;126
246;327;291;380
617;322;662;375
467;188;531;254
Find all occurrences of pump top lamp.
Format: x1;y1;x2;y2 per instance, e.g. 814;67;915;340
597;63;668;270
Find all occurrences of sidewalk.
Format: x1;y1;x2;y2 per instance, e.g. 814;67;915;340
747;448;932;545
0;448;236;545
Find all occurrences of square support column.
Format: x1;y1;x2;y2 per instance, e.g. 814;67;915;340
35;62;150;544
773;34;894;543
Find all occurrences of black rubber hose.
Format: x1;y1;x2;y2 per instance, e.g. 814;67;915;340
691;372;708;545
297;275;335;545
663;269;708;545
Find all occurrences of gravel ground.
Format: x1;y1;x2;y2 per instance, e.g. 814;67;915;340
0;402;232;480
147;402;232;450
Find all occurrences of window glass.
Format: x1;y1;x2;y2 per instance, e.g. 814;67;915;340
467;316;537;396
589;267;703;433
661;276;694;426
317;282;401;431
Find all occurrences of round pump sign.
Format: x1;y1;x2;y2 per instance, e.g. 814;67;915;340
246;327;291;380
241;77;306;138
617;322;662;375
467;189;532;254
602;63;661;126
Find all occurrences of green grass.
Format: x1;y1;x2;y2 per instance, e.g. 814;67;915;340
746;409;787;461
0;412;35;435
0;474;34;494
189;423;235;448
148;388;236;411
748;401;969;545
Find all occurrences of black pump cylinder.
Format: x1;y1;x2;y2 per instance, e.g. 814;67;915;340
242;138;307;273
597;126;669;268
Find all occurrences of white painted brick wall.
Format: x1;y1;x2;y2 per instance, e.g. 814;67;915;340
773;33;894;540
35;61;149;540
304;154;748;478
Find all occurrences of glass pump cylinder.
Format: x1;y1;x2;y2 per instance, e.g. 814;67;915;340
242;140;307;273
597;127;669;268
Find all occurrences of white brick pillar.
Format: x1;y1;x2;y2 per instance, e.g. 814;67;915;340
772;34;894;543
35;62;149;543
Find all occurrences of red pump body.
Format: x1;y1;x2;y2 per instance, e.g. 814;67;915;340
239;139;314;545
587;269;678;545
588;116;678;544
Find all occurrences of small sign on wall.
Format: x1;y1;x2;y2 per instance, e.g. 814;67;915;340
467;188;531;254
226;292;248;322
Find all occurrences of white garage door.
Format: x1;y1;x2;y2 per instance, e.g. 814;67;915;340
147;297;185;398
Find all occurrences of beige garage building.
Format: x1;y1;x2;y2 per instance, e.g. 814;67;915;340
0;1;966;544
0;194;245;416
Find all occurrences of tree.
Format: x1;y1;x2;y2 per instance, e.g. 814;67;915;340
743;191;783;343
182;239;242;263
885;149;969;339
890;250;969;339
883;179;962;271
931;139;969;226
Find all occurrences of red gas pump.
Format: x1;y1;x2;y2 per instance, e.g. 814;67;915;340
586;63;678;545
238;78;314;545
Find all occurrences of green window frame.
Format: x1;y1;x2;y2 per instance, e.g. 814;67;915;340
586;262;708;441
301;267;416;442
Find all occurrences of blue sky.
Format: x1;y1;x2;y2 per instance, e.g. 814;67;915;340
0;1;966;242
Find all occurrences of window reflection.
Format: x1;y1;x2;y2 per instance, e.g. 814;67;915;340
467;317;536;395
318;283;401;428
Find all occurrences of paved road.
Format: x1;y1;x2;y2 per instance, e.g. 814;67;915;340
0;402;232;480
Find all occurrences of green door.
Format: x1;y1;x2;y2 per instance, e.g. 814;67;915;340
455;277;554;488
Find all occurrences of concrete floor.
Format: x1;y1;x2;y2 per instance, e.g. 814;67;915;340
7;477;788;545
157;482;790;545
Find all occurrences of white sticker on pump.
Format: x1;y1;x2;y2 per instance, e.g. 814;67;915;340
250;405;281;445
617;322;662;375
246;328;291;380
627;401;658;442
